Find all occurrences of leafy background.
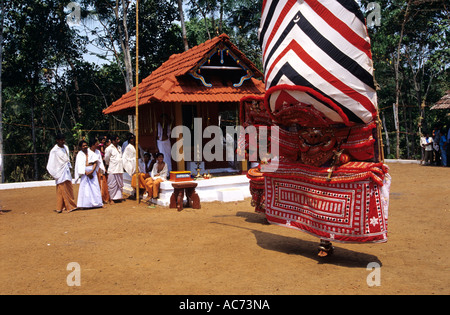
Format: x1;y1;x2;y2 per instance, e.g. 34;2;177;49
0;0;448;182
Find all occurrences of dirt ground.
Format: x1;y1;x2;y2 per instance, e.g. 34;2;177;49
0;163;449;295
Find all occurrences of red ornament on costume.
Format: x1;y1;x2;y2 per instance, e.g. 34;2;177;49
339;153;350;165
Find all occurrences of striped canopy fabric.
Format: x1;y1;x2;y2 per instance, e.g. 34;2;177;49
259;0;378;126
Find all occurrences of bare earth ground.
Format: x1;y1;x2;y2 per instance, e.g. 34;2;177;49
0;163;449;295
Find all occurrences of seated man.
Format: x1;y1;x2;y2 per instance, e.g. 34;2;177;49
131;152;153;198
144;153;168;204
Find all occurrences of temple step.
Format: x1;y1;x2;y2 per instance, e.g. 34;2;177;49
217;188;244;202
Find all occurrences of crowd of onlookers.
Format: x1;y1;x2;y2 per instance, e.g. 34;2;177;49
45;131;171;214
420;125;449;167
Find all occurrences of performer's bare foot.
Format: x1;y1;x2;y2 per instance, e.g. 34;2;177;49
318;240;334;257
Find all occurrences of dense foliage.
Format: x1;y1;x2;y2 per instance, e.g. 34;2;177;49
0;0;448;182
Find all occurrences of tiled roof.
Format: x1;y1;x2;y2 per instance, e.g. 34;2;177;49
431;90;450;110
103;34;265;115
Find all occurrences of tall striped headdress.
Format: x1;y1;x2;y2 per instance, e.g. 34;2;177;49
259;0;378;126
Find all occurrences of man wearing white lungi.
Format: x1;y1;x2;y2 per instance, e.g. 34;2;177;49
74;140;103;209
157;114;172;176
123;134;149;197
46;133;77;213
90;138;109;204
104;134;124;202
122;134;137;189
123;134;145;176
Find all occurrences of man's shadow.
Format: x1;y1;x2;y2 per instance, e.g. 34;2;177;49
212;211;382;268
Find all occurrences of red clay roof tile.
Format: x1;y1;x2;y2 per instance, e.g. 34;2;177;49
103;34;265;115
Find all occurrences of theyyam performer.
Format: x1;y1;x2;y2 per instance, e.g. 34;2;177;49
46;133;77;213
241;0;391;257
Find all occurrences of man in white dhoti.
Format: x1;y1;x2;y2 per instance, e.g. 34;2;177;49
46;133;77;213
104;134;124;202
123;134;138;196
121;133;145;154
123;135;152;198
90;138;110;204
157;114;172;176
122;134;145;177
121;132;132;154
74;139;103;209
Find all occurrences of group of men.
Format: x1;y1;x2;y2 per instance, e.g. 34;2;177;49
46;131;171;213
420;126;449;167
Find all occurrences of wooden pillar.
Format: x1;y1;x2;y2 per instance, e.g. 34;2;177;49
174;102;185;171
241;160;248;172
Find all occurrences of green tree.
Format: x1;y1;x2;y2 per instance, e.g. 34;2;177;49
128;0;184;78
3;0;86;180
1;0;125;182
363;0;449;159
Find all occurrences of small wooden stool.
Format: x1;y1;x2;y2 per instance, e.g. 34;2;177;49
170;182;200;211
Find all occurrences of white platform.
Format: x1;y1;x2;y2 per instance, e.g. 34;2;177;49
123;173;250;206
385;159;420;164
0;179;58;190
217;188;245;202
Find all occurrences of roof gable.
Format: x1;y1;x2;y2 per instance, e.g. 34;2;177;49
104;34;265;115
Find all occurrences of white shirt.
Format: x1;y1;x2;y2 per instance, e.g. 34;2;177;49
121;140;129;152
420;136;433;151
122;140;144;159
151;162;168;181
74;149;99;182
46;144;73;184
122;144;137;177
92;148;106;174
157;122;171;141
138;158;151;174
104;144;123;174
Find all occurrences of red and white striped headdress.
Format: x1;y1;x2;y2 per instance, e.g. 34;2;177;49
259;0;378;126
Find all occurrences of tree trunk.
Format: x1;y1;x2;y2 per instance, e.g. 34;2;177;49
393;0;411;159
219;0;223;34
177;0;189;51
31;69;39;181
382;112;390;157
65;56;82;118
118;0;134;92
193;0;211;39
115;0;134;132
0;0;4;182
208;2;216;35
402;102;410;158
394;66;401;159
